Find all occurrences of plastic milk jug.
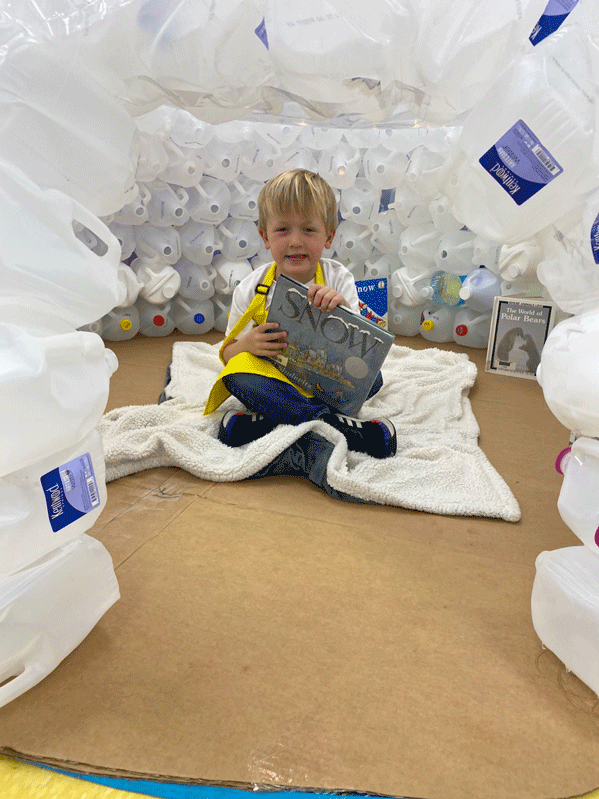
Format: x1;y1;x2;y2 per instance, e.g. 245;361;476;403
0;533;120;709
174;258;216;301
213;256;253;295
0;430;107;579
0;42;138;217
452;307;492;348
390;265;437;307
108;222;136;261
419;304;459;343
399;222;440;271
555;437;599;551
369;211;406;256
203;137;242;183
537;307;599;437
429;194;464;232
157;107;214;150
136;298;176;337
186;179;231;224
278;146;318;175
434;230;476;273
298;126;344;150
101;306;141;342
471;235;503;271
116;263;144;308
531;545;599;699
420;271;465;307
441;23;599;243
217;217;262;260
536;197;599;315
412;0;554;125
145;180;189;227
340;179;380;226
317;142;361;190
172;297;215;335
73;224;101;255
0;299;73;336
390;184;434;227
529;0;580;46
0;325;117;478
131;258;182;303
112;184;151;225
79;320;103;337
253;122;299;150
362;145;408;190
178;219;222;266
333;220;374;266
500;277;546;298
209;121;251;146
498;239;543;281
364;254;400;281
212;294;232;333
136;131;169;183
228;177;261;221
158;140;204;187
405;146;447;199
388;300;427;337
459;267;502;312
0;160;124;329
239;138;281;182
134;224;182;264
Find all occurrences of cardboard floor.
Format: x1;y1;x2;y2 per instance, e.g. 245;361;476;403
1;331;599;799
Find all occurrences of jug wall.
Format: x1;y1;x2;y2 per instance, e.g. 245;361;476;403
0;325;117;477
0;430;107;579
0;533;119;709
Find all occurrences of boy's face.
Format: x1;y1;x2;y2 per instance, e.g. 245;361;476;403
260;210;335;284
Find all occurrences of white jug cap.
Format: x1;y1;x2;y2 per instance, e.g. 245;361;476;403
506;263;524;279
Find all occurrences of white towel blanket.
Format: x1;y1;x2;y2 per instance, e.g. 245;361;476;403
98;341;521;522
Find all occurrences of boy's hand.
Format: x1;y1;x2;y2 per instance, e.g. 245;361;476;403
242;322;287;357
307;284;349;312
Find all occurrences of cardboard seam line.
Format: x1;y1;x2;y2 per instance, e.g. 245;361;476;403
111;495;198;571
162;487;514;528
99;472;188;522
156;477;220;499
179;489;369;522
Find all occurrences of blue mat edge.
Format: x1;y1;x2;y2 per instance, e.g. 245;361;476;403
26;761;400;799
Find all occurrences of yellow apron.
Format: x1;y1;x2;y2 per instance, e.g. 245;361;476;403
203;262;325;415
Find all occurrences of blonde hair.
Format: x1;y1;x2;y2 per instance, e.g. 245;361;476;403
258;169;337;235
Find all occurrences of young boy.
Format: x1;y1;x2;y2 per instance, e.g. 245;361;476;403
204;168;396;459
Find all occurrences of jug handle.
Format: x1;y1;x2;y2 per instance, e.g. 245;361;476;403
48;190;122;265
0;626;51;709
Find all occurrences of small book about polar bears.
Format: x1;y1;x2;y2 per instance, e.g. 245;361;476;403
265;274;394;415
485;295;557;380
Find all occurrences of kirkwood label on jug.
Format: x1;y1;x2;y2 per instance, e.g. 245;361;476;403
40;453;101;533
479;120;564;206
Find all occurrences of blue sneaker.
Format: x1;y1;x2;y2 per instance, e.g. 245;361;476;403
218;411;276;447
322;413;396;459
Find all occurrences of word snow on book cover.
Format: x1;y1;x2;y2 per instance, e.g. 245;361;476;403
265;274;393;415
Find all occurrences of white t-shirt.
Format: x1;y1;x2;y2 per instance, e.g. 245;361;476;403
225;258;360;338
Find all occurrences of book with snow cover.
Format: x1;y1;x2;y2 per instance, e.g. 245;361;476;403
265;273;393;415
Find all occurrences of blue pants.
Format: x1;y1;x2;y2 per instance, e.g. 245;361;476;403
220;371;383;503
247;432;374;504
222;371;383;425
158;364;380;503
